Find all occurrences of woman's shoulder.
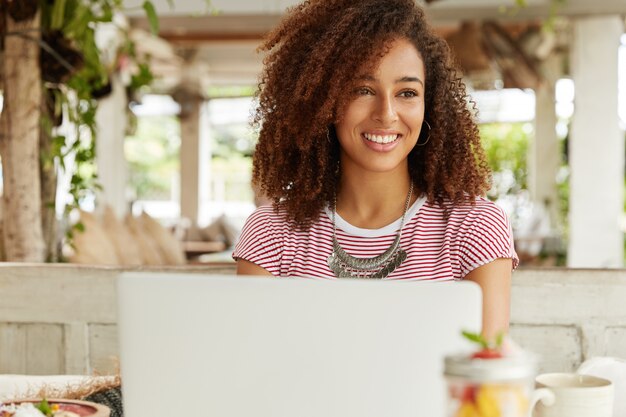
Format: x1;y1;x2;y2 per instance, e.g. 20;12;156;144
247;203;331;225
422;196;510;226
237;204;285;237
242;203;327;235
458;196;508;218
245;204;288;223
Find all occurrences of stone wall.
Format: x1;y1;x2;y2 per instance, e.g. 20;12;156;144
0;264;624;375
510;268;626;373
0;263;235;375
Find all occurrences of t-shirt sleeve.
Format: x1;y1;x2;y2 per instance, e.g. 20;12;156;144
232;205;284;276
458;202;519;278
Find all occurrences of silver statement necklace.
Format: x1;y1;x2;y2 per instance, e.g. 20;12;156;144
327;183;413;279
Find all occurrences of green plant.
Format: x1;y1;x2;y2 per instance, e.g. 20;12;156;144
480;122;530;198
125;115;180;200
510;0;567;30
35;0;160;242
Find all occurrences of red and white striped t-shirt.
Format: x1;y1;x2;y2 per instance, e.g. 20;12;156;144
233;195;518;281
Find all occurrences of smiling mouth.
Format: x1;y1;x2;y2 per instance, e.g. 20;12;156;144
362;133;401;144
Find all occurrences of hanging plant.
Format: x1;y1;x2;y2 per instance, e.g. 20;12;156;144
511;0;567;30
0;0;161;260
7;0;39;22
41;30;84;84
34;0;161;250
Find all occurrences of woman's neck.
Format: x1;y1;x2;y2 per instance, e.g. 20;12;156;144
335;169;415;229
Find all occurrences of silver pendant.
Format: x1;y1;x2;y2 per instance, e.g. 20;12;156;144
328;246;407;279
327;182;413;279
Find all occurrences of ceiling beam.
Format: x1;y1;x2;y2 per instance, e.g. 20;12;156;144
130;14;546;45
426;3;626;26
130;0;625;44
129;15;281;43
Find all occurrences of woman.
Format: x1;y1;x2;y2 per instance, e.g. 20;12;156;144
233;0;517;338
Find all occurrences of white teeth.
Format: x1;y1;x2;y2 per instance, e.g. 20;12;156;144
363;133;399;144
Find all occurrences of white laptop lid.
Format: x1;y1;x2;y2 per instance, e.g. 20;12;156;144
117;274;481;417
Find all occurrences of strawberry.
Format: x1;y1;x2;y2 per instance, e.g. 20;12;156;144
460;385;477;402
470;349;503;359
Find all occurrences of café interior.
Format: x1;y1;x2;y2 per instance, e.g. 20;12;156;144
0;0;625;415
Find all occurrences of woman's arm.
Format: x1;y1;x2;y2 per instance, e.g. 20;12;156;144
236;258;274;276
464;258;512;340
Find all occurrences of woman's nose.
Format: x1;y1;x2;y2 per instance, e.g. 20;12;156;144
372;95;398;124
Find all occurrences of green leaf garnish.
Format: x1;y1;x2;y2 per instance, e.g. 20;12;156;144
495;331;504;348
462;330;505;350
36;398;53;417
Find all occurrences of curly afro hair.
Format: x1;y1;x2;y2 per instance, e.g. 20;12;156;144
253;0;491;227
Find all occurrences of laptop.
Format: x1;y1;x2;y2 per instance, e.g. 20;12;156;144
117;273;481;417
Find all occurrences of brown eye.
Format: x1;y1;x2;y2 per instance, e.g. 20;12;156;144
354;87;374;96
399;90;418;98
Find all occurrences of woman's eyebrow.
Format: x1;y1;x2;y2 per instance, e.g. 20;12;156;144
356;75;424;86
397;76;424;86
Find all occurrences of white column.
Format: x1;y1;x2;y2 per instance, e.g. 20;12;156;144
197;102;213;226
95;74;128;218
529;55;561;228
179;97;202;224
568;15;624;267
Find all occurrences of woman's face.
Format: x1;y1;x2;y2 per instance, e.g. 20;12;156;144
335;37;426;176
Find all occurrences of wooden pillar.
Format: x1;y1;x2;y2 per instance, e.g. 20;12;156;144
568;15;624;267
0;9;45;262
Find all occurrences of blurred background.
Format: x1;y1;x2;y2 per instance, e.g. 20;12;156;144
1;0;625;268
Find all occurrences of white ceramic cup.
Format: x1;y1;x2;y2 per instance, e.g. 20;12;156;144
532;373;614;417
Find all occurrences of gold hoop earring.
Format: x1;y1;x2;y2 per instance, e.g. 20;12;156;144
416;120;431;146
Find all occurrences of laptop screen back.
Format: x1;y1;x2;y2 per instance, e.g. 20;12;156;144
118;274;481;417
